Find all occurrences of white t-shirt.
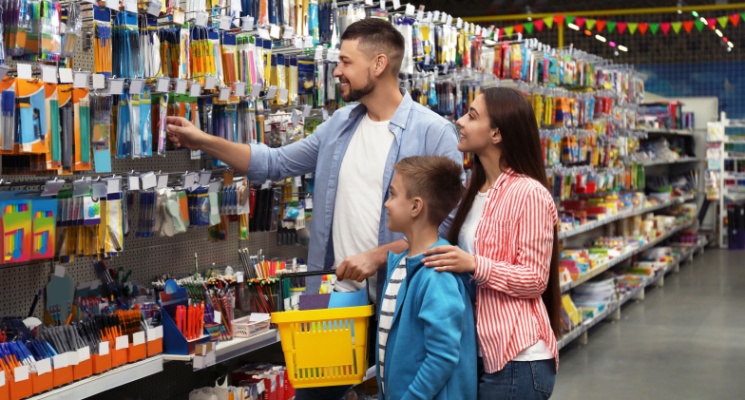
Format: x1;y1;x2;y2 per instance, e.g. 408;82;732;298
332;114;394;301
459;190;552;361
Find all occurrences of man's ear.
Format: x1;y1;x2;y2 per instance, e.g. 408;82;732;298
373;54;389;77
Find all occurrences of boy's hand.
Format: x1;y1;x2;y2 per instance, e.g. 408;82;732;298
166;116;205;150
336;251;381;282
423;245;476;273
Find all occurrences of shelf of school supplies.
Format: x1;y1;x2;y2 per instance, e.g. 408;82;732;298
560;221;694;293
29;355;164;400
558;237;706;350
641;128;695;137
558;194;695;240
162;328;279;367
638;157;703;167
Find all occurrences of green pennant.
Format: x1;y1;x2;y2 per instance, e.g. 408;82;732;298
718;16;728;28
650;23;660;35
606;20;616;33
586;19;596;30
694;20;705;32
671;21;682;33
525;22;534;34
742;12;745;22
505;26;514;36
628;22;638;34
543;16;553;29
566;15;575;25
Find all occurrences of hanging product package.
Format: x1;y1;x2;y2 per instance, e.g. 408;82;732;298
0;77;17;154
72;87;92;171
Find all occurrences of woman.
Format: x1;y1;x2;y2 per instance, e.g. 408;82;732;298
422;87;561;400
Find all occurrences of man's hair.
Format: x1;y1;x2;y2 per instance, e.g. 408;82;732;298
393;156;464;226
341;18;405;76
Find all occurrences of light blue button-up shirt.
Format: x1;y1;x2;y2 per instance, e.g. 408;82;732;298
247;92;463;295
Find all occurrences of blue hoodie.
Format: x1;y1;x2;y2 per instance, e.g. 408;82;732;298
376;238;477;400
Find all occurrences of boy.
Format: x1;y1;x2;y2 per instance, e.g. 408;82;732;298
377;156;477;400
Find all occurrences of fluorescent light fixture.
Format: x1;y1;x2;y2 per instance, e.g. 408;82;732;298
618;45;628;52
716;29;723;37
568;23;580;30
728;41;734;48
596;35;607;42
701;17;708;24
692;11;699;17
609;41;616;47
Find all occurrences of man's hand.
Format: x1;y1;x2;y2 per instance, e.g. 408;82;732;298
166;116;207;150
336;250;384;282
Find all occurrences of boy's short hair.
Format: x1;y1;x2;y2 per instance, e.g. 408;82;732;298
393;156;464;226
340;18;405;76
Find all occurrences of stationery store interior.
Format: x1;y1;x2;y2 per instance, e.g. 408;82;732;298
0;0;743;399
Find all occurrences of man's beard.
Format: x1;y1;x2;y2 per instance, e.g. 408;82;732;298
342;74;375;103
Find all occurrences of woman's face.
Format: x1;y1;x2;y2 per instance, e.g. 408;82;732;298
455;94;498;154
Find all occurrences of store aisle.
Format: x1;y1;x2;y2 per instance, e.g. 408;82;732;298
553;249;745;400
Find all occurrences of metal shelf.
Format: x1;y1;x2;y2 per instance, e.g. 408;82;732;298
638;157;702;167
642;128;694;136
29;356;164;400
163;329;280;368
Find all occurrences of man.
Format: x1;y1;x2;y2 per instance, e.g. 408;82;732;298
166;18;462;399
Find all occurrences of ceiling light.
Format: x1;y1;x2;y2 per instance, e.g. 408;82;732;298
692;11;699;17
728;41;735;48
716;29;723;37
568;23;579;30
609;41;616;47
596;35;607;42
701;17;708;24
618;45;628;52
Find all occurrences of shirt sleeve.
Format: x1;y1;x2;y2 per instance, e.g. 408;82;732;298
472;186;555;298
247;122;325;182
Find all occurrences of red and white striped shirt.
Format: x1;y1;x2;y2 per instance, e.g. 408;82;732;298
472;168;559;374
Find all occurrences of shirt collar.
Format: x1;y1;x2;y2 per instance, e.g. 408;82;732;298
491;168;515;191
349;90;413;129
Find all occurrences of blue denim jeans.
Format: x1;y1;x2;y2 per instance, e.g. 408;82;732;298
478;358;556;400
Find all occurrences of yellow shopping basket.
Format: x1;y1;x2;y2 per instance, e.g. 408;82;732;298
271;271;374;388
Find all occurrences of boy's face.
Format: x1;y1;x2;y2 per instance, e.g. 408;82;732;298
385;174;416;233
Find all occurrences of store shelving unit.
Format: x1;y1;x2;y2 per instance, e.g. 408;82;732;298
163;329;280;368
642;128;695;136
638;157;703;167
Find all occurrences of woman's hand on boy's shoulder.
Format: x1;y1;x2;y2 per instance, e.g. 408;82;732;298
422;245;476;274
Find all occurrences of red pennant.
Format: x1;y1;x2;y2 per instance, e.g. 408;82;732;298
595;20;606;32
707;18;717;29
639;22;649;35
534;19;544;31
683;20;694;33
554;14;565;25
575;17;586;28
514;24;524;34
661;22;671;34
617;22;627;34
730;13;741;27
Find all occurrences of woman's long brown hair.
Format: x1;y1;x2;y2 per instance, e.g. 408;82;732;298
448;87;562;336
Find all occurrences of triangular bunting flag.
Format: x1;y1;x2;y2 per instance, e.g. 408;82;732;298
566;15;575;25
694;20;705;32
606;20;616;33
553;15;565;25
586;19;596;30
649;23;659;35
730;14;741;27
617;22;627;34
707;18;716;29
660;22;671;34
628;22;638;34
683;21;694;33
576;17;586;29
596;20;606;32
514;24;524;34
505;26;514;36
638;22;648;35
525;22;534;34
718;16;728;29
534;19;544;31
543;16;554;29
742;13;745;23
672;21;683;33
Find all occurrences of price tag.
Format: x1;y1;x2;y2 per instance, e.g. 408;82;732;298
283;26;294;38
92;182;107;199
183;173;197;189
156;77;170;92
59;68;73;83
322;108;329;121
115;335;129;350
36;358;52;376
109;79;124;95
129;79;145;94
42;66;57;83
124;0;137;13
219;15;232;30
157;174;169;189
199;171;212;186
258;28;270;40
230;0;242;13
0;65;9;80
14;366;29;383
92;74;106;89
443;64;449;75
424;56;430;66
173;9;185;25
195;11;208;27
55;265;66;277
266;86;277;99
67;351;79;366
106;0;118;11
106;178;121;194
242;16;254;31
0;369;5;387
304;36;314;48
380;0;386;10
17;63;33;80
444;14;451;24
364;0;372;5
214;311;222;325
294;175;302;187
208;180;221;193
128;175;140;191
234;82;246;97
417;8;424;20
218;87;230;101
405;3;415;15
279;88;288;102
141;173;157;189
392;0;400;9
99;341;110;356
147;0;162;16
250;83;262;97
432;11;440;22
456;17;463;28
42;179;65;196
133;331;146;346
314;46;323;60
175;79;187;94
291;109;299;125
189;82;202;97
303;104;311;117
78;346;91;362
204;75;216;90
52;354;68;369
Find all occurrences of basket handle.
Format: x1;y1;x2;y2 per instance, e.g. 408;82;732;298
277;269;373;311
